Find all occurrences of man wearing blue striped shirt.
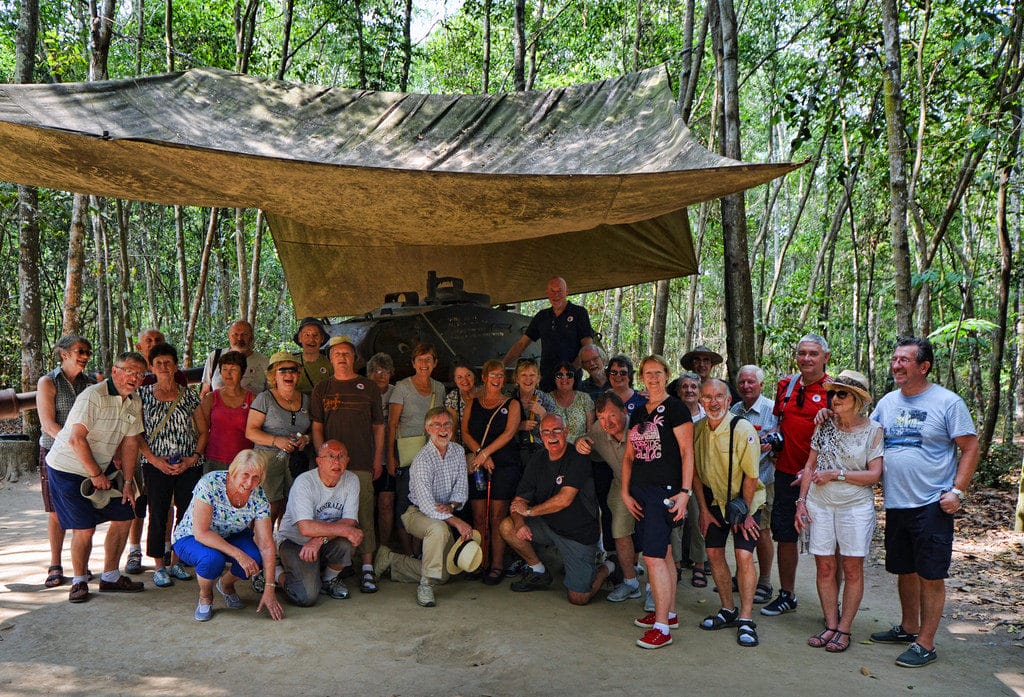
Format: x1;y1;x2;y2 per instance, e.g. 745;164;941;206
374;407;473;607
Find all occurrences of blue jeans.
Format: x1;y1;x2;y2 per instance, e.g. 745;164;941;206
173;529;261;580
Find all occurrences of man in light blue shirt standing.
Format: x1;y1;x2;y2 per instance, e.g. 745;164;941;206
870;337;979;668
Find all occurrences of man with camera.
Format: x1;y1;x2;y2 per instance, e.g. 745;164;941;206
730;365;780;604
692;379;765;647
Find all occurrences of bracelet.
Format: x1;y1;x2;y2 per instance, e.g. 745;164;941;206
264;581;277;588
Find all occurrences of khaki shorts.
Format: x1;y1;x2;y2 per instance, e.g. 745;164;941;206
608;477;635;539
253;449;293;502
760;482;774;531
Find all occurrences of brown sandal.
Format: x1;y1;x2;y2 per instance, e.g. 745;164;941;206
808;627;837;648
45;565;65;588
826;630;851;653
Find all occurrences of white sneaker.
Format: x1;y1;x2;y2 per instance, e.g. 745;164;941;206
607;581;642;602
416;583;436;607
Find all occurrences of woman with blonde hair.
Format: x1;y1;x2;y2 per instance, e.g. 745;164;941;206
172;450;284;622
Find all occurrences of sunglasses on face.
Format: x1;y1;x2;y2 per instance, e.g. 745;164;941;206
795;385;805;408
828;389;851;399
555;372;574;379
277;367;299;374
608;369;628;377
72;348;92;356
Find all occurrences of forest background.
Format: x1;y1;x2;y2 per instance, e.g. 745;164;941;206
0;0;1022;499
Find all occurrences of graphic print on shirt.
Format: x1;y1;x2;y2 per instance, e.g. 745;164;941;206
883;407;928;448
316;500;346;522
630;415;664;462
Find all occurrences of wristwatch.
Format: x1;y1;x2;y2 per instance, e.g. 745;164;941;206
947;487;966;503
679;488;692;496
837;469;846;482
525;507;533;517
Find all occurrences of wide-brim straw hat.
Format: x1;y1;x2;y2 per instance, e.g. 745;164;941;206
267;350;300;369
445;529;484;575
679;344;724;370
80;469;125;509
825;369;872;404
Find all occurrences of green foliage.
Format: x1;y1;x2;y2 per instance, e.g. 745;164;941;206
976;441;1022;490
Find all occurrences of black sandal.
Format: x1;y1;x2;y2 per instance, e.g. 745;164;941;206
736;619;759;647
481;567;504;586
45;565;65;588
700;606;739;630
808;627;838;648
825;630;851;653
691;565;709;588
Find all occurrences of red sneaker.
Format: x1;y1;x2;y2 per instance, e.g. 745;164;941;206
634;612;679;629
637;628;673;649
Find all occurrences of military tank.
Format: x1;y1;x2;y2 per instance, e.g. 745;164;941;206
323;272;540;381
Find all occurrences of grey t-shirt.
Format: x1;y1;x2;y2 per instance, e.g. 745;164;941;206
389;377;446;438
275;468;359;546
251;389;311;450
871;383;976;509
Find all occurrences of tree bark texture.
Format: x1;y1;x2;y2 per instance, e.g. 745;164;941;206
185;208;219;367
715;0;754;378
482;0;491;92
881;0;914;338
513;0;526;91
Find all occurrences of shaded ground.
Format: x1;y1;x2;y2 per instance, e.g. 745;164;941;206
0;477;1021;697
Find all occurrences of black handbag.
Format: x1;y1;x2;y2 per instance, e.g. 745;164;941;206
724;415;749;526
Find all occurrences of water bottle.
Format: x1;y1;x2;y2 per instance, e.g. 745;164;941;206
799;514;811;555
167;453;181;467
472;468;488;493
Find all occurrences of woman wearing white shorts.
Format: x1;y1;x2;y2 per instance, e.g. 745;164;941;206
795;370;882;653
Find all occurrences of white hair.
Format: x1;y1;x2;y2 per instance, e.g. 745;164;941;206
737;364;765;383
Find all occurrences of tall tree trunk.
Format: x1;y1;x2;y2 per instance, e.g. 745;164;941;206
633;0;643;71
175;205;189;339
526;0;544;90
513;0;526;91
482;0;491;92
609;288;624;356
135;0;144;75
185;209;220;367
715;0;754;378
247;210;264;327
650;280;670;356
881;0;914;337
235;209;249;321
353;0;367;89
90;196;112;369
115;199;132;352
234;0;259;74
277;0;293;80
400;0;412;91
64;196;88;335
15;0;41;407
165;0;174;71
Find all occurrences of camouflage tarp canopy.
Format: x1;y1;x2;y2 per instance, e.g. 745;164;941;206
0;66;798;316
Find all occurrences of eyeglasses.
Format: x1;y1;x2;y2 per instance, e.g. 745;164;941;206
891;356;918;365
114;366;145;379
555;372;574;379
539;428;565;436
371;368;390;375
277;367;299;374
608;369;628;377
320;452;348;460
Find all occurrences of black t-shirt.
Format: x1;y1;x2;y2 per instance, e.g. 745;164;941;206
526;302;594;390
627;396;692;490
516;447;598;545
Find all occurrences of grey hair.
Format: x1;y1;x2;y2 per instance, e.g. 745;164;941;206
54;334;91;363
579;343;607;363
366;352;395;375
798;333;830;353
737;364;765;383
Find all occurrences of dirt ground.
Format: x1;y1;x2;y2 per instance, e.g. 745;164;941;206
1;476;1021;697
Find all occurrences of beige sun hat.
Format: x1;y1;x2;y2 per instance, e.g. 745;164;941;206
445;529;484;575
679;345;724;370
79;469;125;509
825;369;872;404
267;350;299;369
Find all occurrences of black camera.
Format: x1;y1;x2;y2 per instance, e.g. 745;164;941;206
761;431;784;453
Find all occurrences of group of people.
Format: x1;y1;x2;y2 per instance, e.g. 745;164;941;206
35;277;979;668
